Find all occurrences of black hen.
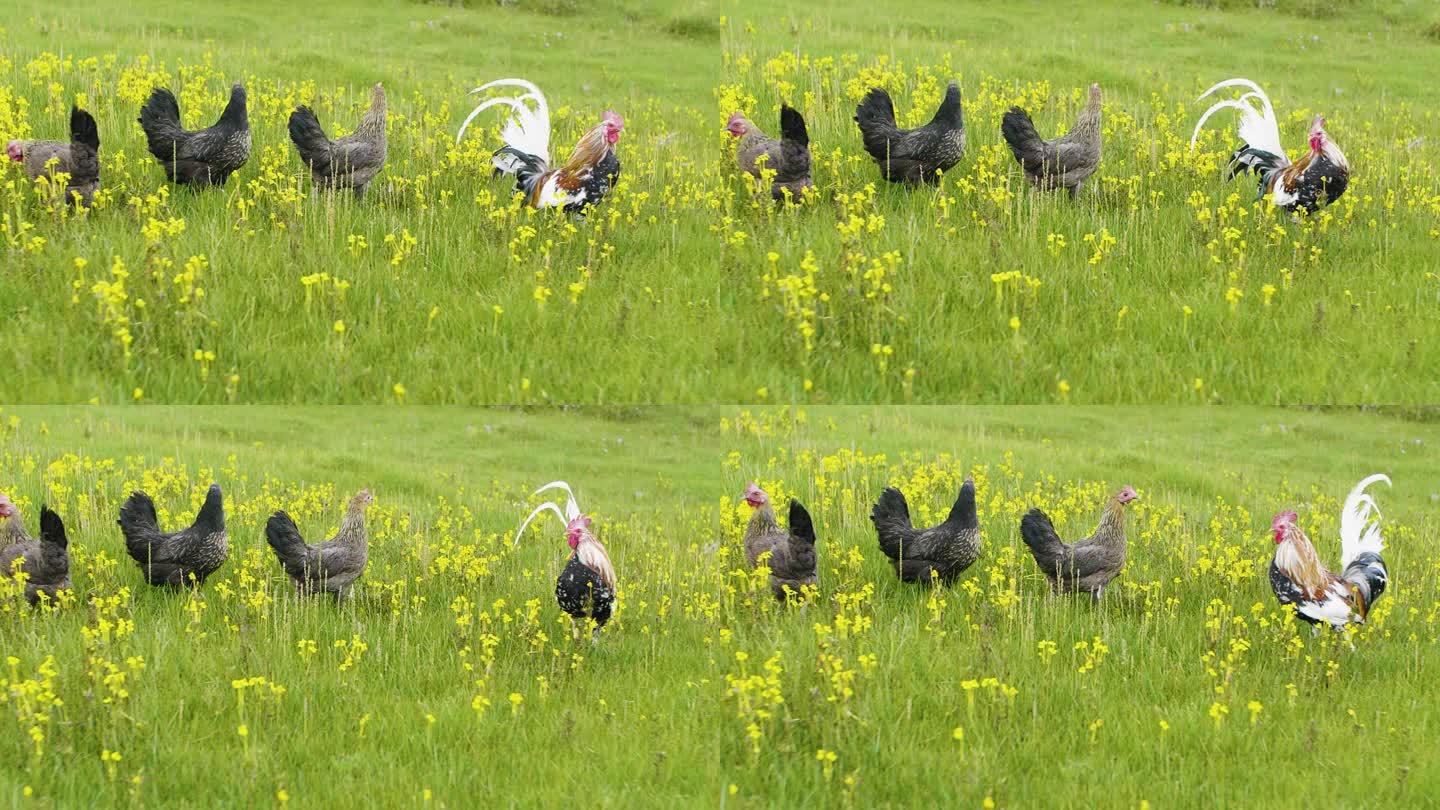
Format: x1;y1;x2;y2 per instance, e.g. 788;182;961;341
138;83;251;187
870;477;981;585
854;81;966;184
117;484;229;587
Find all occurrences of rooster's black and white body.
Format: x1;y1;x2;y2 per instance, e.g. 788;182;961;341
1191;78;1349;213
1270;474;1390;629
515;481;617;640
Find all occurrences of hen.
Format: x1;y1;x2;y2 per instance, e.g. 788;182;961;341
726;105;813;200
740;483;818;601
516;481;617;640
6;105;100;206
117;483;229;588
288;83;387;196
1001;83;1103;198
456;79;622;213
870;476;981;585
1020;485;1138;600
138;83;250;187
1270;474;1390;631
854;81;965;184
1191;78;1349;213
265;490;373;600
0;494;71;605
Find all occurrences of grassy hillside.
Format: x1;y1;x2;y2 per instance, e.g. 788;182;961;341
2;405;1438;807
0;0;1436;403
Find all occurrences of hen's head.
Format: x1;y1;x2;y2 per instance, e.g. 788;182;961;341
1114;485;1139;505
349;489;374;512
1089;83;1103;104
725;112;750;138
1271;510;1299;544
743;483;768;509
564;514;592;550
0;493;14;519
6;141;23;163
1307;116;1327;153
602;110;624;146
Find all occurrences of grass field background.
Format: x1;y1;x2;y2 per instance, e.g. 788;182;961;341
2;405;1438;807
0;0;1436;403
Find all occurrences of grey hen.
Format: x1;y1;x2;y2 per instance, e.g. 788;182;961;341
6;106;100;206
871;477;981;585
726;104;813;200
854;81;965;184
0;494;72;605
288;83;388;196
138;83;250;187
117;484;229;588
1001;83;1103;198
740;484;818;601
265;489;373;600
1020;485;1137;600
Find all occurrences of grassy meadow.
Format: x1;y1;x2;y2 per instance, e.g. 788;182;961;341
2;405;1439;807
0;0;1436;403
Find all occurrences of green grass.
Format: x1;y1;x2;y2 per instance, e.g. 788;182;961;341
1;0;1437;404
2;405;1439;807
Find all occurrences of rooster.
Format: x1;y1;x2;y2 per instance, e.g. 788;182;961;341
138;83;250;187
740;484;818;602
1190;78;1349;213
117;484;229;588
7;105;100;206
288;84;388;196
515;481;616;640
1001;83;1103;198
265;490;373;601
0;494;71;605
456;79;622;213
1020;485;1138;600
1270;474;1390;631
870;477;981;585
853;81;966;184
726;105;812;200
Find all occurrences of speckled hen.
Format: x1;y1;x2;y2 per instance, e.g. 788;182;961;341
288;83;388;196
266;489;373;601
138;83;250;187
0;494;72;605
117;483;229;588
854;81;965;184
871;477;981;585
6;105;100;206
1001;83;1103;198
1020;485;1137;600
740;483;818;601
727;104;813;200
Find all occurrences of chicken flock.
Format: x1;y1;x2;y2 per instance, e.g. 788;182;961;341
7;75;1348;216
2;473;1395;647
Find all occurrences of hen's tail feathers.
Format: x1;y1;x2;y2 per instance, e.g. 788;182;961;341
870;487;912;561
1340;473;1390;568
1000;107;1046;170
70;107;99;151
39;506;68;549
456;78;551;172
288;106;332;170
117;491;160;558
1020;508;1064;569
947;478;979;530
265;511;309;570
779;104;809;148
788;500;816;545
138;88;185;161
854;88;900;160
1189;78;1285;159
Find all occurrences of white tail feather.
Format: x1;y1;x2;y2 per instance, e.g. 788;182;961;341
455;78;551;170
532;481;580;522
1190;78;1286;160
515;501;566;546
1339;473;1390;567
